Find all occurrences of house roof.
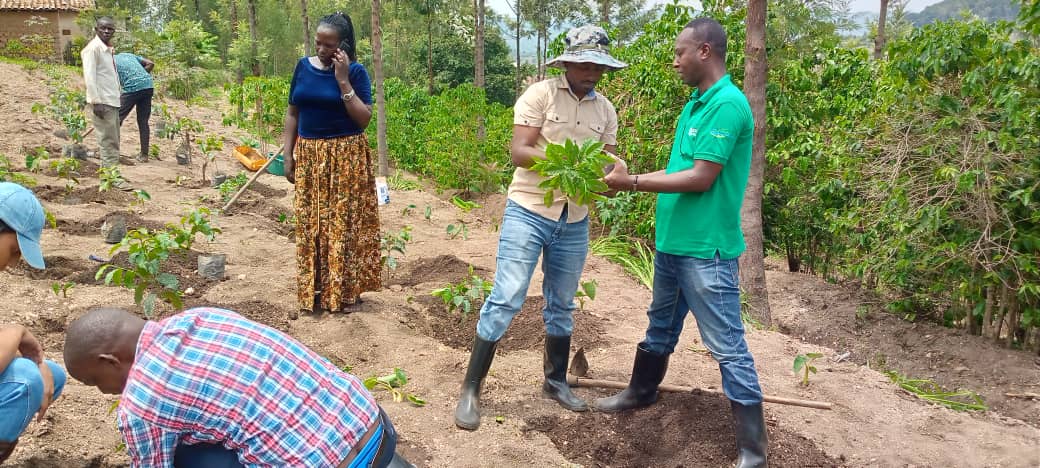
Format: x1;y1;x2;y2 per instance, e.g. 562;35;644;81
0;0;94;11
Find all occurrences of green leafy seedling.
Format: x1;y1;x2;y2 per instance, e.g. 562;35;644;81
380;226;412;282
531;139;613;207
793;352;824;386
446;222;469;240
50;281;74;298
363;368;426;407
97;166;126;192
401;204;417;216
423;204;433;222
573;279;598;312
431;266;492;319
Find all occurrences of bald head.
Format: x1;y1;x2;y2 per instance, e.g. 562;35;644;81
64;308;144;394
684;18;727;62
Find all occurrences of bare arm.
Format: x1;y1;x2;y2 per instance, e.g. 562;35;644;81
140;57;155;73
282;105;300;183
337;80;372;130
510;125;544;169
604;160;722;193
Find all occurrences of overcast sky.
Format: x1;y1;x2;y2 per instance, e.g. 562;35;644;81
486;0;947;16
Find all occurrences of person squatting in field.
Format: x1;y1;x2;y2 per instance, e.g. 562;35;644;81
64;307;413;467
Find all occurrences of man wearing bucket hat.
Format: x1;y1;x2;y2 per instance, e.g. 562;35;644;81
599;18;768;467
0;182;67;464
454;25;626;430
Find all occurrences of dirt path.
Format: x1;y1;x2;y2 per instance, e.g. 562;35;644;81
1;61;1038;467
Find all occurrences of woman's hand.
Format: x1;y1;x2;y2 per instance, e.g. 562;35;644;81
284;153;296;184
332;50;351;87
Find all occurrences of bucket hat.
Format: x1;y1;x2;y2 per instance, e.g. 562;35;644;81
0;182;46;269
546;25;627;71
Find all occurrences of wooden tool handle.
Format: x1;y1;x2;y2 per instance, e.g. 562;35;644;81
221;144;285;213
567;375;833;410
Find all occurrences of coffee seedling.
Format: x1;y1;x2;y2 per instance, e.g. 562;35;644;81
363;368;426;407
793;352;824;386
573;279;598;312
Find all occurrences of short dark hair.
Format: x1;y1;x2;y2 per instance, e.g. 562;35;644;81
0;219;9;232
684;18;727;61
96;16;115;26
318;13;358;62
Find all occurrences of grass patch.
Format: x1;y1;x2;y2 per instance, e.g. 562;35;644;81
590;235;654;289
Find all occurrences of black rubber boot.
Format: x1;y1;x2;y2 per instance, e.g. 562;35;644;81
731;401;768;468
454;336;498;430
592;345;669;412
542;335;588;411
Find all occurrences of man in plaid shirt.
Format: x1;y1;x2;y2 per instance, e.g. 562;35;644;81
64;307;412;467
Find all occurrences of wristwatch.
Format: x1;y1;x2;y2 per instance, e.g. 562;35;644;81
341;89;356;102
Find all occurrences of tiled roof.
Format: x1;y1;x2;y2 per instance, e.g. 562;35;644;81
0;0;94;11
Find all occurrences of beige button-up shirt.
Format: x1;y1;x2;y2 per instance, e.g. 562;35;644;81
509;76;619;223
81;36;121;107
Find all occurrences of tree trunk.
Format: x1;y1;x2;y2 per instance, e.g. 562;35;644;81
372;0;389;176
247;0;260;75
600;0;609;24
427;2;434;95
232;1;244;118
474;0;486;141
515;0;521;98
739;0;771;326
874;0;889;59
994;286;1009;342
301;0;312;57
1006;290;1019;348
982;285;994;338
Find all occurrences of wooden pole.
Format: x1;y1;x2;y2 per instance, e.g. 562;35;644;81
567;375;834;410
221;144;284;213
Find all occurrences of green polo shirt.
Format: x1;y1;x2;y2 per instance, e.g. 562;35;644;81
655;74;753;259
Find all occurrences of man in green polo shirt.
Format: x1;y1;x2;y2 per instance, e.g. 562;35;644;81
598;18;767;468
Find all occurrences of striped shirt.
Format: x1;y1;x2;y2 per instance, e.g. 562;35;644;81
117;308;379;467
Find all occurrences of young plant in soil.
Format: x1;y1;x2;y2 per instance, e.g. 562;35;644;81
0;154;37;186
793;352;824;386
24;146;49;173
423;204;433;223
363;368;426;407
217;172;249;201
401;204;416;216
96;208;221;317
530;138;613;207
573;279;598;312
446;221;469;240
50;157;80;193
431;266;493;319
97;166;126;192
197;134;224;183
50;281;74;298
380;226;412;283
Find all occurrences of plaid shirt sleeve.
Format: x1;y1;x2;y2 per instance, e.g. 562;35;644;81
119;410;179;468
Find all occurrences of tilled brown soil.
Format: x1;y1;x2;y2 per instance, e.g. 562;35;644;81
523;391;844;468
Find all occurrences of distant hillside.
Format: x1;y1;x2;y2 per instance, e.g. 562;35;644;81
906;0;1019;25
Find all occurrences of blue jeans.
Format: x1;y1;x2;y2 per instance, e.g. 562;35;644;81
0;358;66;441
476;200;589;341
640;251;763;405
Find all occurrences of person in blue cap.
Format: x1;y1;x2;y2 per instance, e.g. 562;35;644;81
0;182;66;464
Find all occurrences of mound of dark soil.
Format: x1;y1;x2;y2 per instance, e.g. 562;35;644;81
523;391;844;468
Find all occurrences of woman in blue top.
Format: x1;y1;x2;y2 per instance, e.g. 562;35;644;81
282;12;381;314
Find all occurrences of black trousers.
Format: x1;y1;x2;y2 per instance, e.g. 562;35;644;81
118;88;153;156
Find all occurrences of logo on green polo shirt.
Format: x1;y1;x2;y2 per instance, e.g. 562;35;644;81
688;127;698;137
710;128;731;139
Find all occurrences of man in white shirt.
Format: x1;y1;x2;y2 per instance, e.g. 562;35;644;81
81;16;132;190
